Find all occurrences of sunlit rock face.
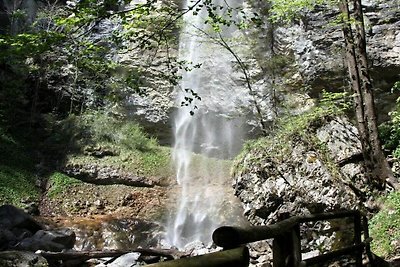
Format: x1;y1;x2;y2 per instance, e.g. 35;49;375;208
231;116;370;266
266;0;400;115
233;116;362;227
126;0;400;137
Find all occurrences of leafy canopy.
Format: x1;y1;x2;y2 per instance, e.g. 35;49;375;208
267;0;336;23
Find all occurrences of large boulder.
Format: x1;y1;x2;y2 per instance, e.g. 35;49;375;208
0;205;42;233
0;205;43;250
233;116;365;225
232;116;368;265
16;229;76;252
0;205;76;252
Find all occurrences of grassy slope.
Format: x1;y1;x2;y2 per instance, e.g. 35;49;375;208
370;191;400;258
0;132;39;206
0;112;175;207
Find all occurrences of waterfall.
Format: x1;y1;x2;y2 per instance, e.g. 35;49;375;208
165;0;248;249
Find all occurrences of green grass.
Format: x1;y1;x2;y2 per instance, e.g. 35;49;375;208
370;191;400;258
48;111;174;180
47;172;82;198
0;131;39;206
232;102;343;178
68;145;173;179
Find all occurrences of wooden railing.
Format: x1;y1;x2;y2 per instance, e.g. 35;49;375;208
149;210;374;267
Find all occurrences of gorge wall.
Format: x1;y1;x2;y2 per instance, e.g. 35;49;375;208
125;0;400;141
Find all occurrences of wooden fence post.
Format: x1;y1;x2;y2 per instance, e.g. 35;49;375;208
272;224;301;267
354;211;362;267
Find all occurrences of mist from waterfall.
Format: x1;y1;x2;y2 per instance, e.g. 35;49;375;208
165;0;248;249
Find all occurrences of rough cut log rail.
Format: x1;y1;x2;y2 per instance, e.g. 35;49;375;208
212;210;373;267
146;246;249;267
43;211;381;266
147;210;377;267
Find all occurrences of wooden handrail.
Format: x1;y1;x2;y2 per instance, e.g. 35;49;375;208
212;217;298;248
212;210;367;267
213;211;361;248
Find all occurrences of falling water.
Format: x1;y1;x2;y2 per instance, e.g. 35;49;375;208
166;0;249;249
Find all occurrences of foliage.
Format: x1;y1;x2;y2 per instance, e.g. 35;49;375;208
379;82;400;158
277;90;350;139
0;129;39;206
44;111;158;153
47;111;171;180
0;0;183;132
118;123;158;151
233;90;351;175
370;191;400;258
80;112;158;152
47;172;82;198
267;0;328;23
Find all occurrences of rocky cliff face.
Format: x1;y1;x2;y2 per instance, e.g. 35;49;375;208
232;115;376;266
233;116;365;225
127;0;400;140
270;0;400;116
230;0;400;224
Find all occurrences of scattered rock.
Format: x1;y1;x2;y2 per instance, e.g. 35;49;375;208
96;252;141;267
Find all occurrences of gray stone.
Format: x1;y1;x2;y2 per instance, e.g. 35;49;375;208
63;163;156;187
0;205;42;233
0;251;48;267
106;252;141;267
16;229;75;252
316;117;362;162
233;116;366;255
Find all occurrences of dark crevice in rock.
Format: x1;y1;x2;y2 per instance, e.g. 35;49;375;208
62;163;156;187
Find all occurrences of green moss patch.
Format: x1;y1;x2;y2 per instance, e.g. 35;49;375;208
370;191;400;258
47;172;83;198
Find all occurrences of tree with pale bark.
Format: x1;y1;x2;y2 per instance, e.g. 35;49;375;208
268;0;400;190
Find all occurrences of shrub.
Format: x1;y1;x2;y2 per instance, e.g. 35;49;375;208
118;122;157;151
47;111;158;153
379;81;400;158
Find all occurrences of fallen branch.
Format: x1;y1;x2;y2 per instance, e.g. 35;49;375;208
38;248;186;262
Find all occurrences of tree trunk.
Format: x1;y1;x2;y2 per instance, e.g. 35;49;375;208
339;0;399;190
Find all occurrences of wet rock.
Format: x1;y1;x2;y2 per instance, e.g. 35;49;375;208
16;228;76;252
0;205;43;250
99;252;141;267
0;229;17;250
0;251;48;267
